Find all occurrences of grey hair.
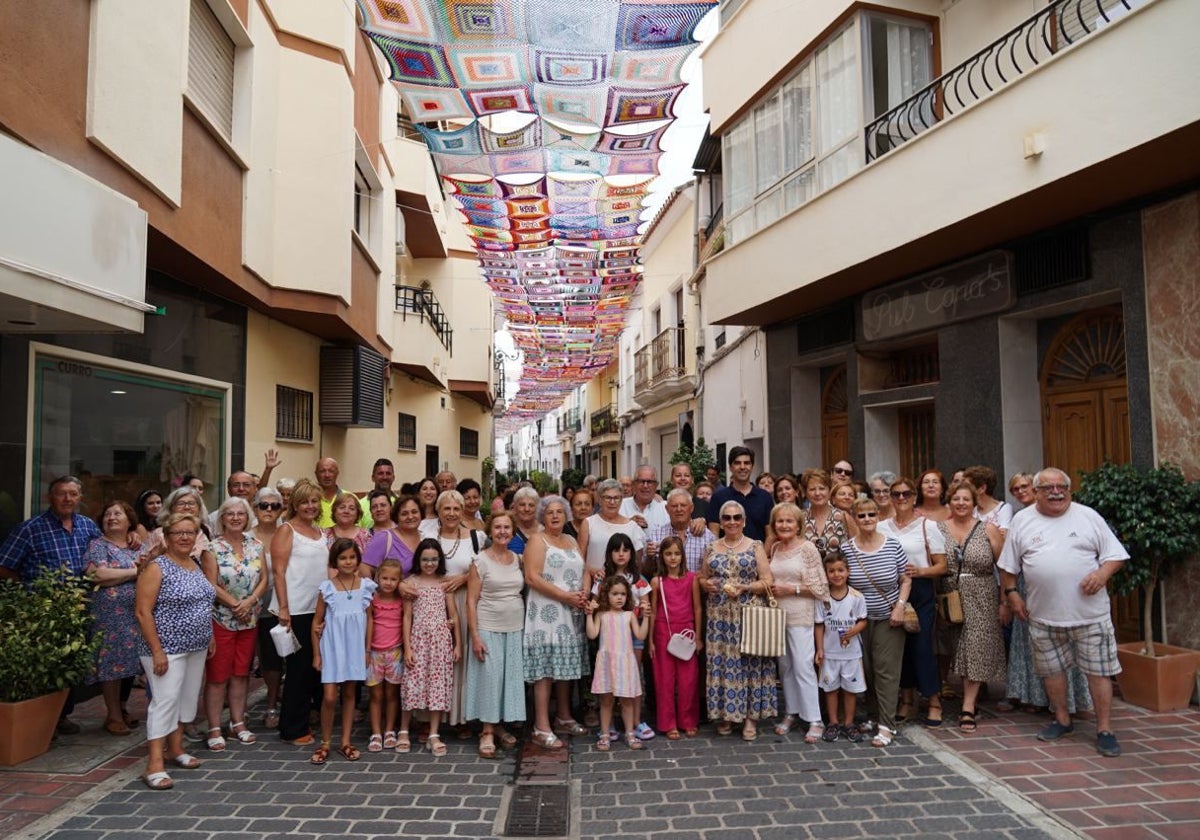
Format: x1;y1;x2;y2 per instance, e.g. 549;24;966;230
537;494;569;524
596;478;621;496
214;496;256;537
635;464;658;479
666;487;694;504
719;499;746;519
868;470;897;486
159;487;210;527
254;486;282;505
1034;468;1071;490
275;477;296;492
436;489;466;512
513;486;540;505
583;474;597;485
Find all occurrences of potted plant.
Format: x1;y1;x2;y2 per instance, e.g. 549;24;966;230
0;568;99;765
1074;461;1200;712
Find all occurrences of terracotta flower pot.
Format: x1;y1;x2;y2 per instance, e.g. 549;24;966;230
1114;642;1200;713
0;689;69;766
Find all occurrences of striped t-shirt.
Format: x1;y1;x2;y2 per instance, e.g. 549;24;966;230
841;537;907;620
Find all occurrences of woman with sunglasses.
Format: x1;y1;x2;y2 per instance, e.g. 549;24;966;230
879;477;947;726
699;500;777;741
251;487;286;730
841;498;910;747
830;461;856;487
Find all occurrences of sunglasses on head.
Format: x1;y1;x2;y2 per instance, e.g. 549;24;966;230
720;513;744;522
257;502;283;511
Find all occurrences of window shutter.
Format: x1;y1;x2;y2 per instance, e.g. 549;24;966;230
187;0;235;139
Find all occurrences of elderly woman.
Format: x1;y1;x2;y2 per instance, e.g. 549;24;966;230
566;488;593;540
365;490;396;534
938;482;1006;731
916;469;951;522
275;478;295;514
841;498;910;747
1007;471;1036;509
767;502;829;742
801;469;852;559
427;489;486;734
577;478;644;580
699;499;777;741
879;477;947;726
134;511;216;789
326;491;370;563
962;466;1013;532
868;471;897;522
270;478;329;745
364;494;422;576
507;486;541;555
833;483;859;516
202;497;267;750
457;479;486;532
251;486;286;731
523;496;590;749
84;501;143;736
465;511;526;757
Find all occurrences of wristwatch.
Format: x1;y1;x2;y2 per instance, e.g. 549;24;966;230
795;584;801;596
1004;587;1019;597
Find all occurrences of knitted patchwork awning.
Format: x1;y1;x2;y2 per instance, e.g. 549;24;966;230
360;0;715;429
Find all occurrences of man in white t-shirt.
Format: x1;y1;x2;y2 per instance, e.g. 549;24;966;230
620;465;670;532
998;467;1129;758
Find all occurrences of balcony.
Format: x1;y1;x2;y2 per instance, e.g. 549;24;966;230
590;403;619;444
557;407;582;437
633;327;698;408
390;285;452;386
705;0;1197;326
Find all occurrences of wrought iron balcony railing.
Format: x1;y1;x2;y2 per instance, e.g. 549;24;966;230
650;327;687;385
395;285;453;354
557;407;582;435
590;403;618;437
865;0;1139;162
633;344;651;391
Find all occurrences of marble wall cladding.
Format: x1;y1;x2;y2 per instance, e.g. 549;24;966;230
1164;563;1200;653
1142;191;1200;481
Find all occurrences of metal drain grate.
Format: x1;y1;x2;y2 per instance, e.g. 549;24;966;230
502;785;570;837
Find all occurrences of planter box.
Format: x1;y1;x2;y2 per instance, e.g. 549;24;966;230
0;689;69;766
1115;642;1200;712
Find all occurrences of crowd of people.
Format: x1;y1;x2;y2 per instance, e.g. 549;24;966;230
0;446;1130;790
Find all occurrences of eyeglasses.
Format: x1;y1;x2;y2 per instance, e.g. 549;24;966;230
166;530;198;538
720;513;744;522
890;490;915;500
1036;484;1069;493
833;467;853;476
635;479;656;484
871;488;891;497
257;502;283;511
600;495;622;502
856;512;878;520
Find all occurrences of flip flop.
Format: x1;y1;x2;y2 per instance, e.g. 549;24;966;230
143;771;173;790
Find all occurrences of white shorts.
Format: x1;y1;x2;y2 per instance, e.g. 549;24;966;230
819;658;866;694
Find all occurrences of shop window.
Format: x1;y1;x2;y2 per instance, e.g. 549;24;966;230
275;386;314;442
460;427;479;458
860;342;939;391
31;346;228;520
397;413;417;451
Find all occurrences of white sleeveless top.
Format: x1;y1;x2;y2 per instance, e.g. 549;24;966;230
270;524;329;616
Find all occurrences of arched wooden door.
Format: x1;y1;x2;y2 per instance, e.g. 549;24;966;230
1040;306;1136;639
821;365;849;471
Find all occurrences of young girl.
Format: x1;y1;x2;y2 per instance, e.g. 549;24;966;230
648;537;702;739
400;539;461;757
311;539;376;764
366;559;404;752
814;552;868;743
586;577;650;751
590;533;655;740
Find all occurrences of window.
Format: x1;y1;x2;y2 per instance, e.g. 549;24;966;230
721;12;932;245
275;386;314;442
460;427;479;458
354;165;371;238
186;0;235;140
397;413;417;451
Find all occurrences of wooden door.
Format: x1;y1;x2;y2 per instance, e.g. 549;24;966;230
821;365;849;470
1043;389;1103;489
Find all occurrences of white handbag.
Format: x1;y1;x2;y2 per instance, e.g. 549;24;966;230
269;622;302;657
659;579;697;661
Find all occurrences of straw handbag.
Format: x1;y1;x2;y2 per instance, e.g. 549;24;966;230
740;591;786;657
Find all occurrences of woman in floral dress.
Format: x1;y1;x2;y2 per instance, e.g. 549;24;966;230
84;501;144;736
699;500;778;741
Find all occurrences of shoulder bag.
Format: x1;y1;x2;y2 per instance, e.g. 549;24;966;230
658;579;697;661
852;545;919;633
740;588;787;657
936;522;978;625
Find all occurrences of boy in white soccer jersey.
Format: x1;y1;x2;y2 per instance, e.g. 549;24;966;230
814;551;869;742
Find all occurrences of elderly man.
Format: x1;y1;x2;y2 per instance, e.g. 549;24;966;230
620;465;670;533
358;458;397;527
436;470;457;494
618;475;634;498
669;463;709;520
999;467;1128;758
707;446;773;541
649;488;715;574
0;475;104;733
314;457;343;528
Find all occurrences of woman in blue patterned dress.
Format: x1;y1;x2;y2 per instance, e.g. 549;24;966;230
699;500;778;741
523;496;590;749
84;500;143;736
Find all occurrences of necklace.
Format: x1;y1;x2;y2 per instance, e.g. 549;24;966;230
442;526;463;560
334;575;355;600
722;534;744;551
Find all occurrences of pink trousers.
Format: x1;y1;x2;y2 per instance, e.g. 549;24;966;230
652;623;700;732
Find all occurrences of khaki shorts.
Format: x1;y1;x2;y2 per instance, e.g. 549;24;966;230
1028;619;1122;678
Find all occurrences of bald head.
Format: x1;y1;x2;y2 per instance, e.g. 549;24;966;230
315;458;339;490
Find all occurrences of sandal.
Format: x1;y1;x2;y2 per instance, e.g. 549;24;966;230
226;721;256;745
310;743;330;765
958;711;978;733
804;724;824;744
457;724;474;740
142;771;174;790
205;728;226;752
531;729;564;750
395;730;411;754
338;744;361;761
923;707;944;727
941;684;959;700
666;729;681;740
478;733;497;759
383;731;397;750
427;734;447;757
683;728;698;738
995;699;1015;713
495;729;518;750
264;706;281;730
715;722;733;736
171;753;202;769
121;709;139;727
871;726;894;748
595;734;611;752
625;732;644;750
553;717;587;736
104;719;132;737
896;703;912;723
774;715;797;736
368;734;384;753
742;723;758;742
